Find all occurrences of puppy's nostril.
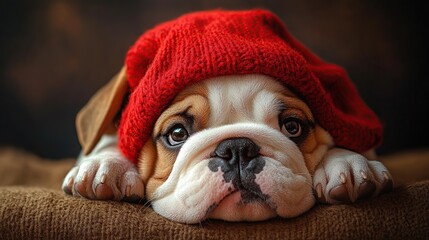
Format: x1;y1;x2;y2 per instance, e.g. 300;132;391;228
216;149;232;160
245;144;259;159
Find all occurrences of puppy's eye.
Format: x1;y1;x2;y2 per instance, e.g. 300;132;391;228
282;118;302;138
167;124;189;146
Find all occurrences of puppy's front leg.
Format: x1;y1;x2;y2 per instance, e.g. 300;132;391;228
62;134;145;201
313;148;393;204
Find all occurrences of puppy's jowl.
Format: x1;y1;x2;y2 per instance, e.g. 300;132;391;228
63;9;393;223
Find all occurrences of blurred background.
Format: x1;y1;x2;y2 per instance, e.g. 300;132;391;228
0;0;428;159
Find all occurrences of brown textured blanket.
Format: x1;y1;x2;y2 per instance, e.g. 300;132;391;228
1;148;429;239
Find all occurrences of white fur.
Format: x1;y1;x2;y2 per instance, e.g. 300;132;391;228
207;75;285;127
313;148;391;203
62;135;144;200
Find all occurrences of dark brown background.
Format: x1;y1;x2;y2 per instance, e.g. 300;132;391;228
1;0;428;159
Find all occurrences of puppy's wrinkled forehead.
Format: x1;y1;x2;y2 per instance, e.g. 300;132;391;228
166;74;314;128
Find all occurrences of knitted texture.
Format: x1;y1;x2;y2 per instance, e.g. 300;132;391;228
119;9;383;163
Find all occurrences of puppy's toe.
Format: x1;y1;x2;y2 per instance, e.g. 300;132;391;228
63;177;74;195
312;166;329;203
329;183;351;203
91;162;123;200
367;161;394;195
325;172;353;203
74;172;95;199
93;174;115;200
62;166;78;195
314;183;327;203
380;171;394;194
73;161;99;199
357;180;376;200
120;171;145;202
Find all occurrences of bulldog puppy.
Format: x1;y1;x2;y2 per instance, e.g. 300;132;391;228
63;9;393;224
63;70;393;223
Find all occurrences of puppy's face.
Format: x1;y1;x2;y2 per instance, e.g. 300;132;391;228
138;74;333;223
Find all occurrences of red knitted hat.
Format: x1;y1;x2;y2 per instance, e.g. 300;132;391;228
119;9;383;164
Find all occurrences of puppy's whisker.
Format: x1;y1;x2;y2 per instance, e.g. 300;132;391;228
136;199;152;212
293;172;309;176
142;200;152;209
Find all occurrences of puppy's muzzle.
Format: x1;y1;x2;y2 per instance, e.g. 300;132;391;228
209;138;268;203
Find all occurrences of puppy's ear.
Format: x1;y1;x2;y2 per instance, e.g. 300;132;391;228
76;67;128;155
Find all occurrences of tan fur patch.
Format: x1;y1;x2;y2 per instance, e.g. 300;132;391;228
302;126;333;174
141;84;210;199
277;94;333;174
138;140;157;183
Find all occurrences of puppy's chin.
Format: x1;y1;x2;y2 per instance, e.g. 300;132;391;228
207;191;277;222
149;123;315;224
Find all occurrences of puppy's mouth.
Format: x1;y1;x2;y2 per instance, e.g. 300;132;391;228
206;187;277;221
215;187;272;207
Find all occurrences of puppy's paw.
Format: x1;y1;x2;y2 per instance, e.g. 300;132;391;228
62;153;145;202
313;148;393;204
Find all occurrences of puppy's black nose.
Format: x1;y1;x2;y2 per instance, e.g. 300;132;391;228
214;138;260;164
209;138;266;201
